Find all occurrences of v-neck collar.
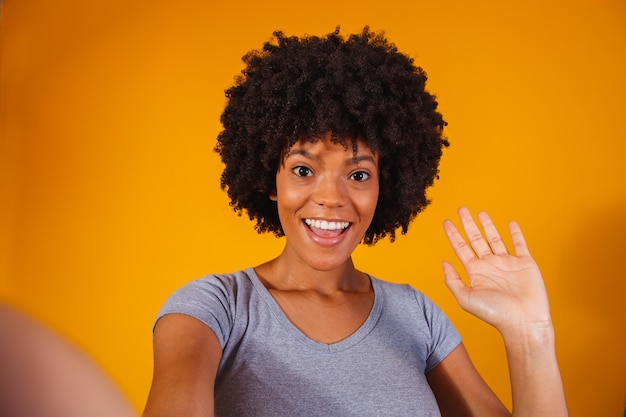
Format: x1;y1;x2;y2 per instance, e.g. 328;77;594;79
246;267;383;353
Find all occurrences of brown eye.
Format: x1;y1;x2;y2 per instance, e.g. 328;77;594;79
293;166;312;177
350;171;370;182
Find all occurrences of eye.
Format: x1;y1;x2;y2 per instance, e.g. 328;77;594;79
350;171;371;182
293;166;312;177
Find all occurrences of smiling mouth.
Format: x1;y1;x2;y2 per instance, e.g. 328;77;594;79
304;219;350;234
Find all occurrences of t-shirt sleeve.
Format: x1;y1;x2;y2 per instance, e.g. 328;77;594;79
155;275;234;348
413;290;462;373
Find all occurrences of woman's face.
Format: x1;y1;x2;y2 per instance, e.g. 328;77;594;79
271;133;379;271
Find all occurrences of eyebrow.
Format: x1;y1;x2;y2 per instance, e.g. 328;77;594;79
285;149;377;166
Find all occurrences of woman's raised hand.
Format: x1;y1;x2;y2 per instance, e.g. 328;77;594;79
442;207;553;337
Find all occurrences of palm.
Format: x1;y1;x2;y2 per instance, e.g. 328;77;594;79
443;208;551;333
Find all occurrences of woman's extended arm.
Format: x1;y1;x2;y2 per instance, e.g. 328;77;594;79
143;313;222;417
438;207;568;417
0;304;137;417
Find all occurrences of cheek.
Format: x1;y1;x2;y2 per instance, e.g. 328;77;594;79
275;178;305;211
352;187;379;222
366;184;380;210
368;193;380;217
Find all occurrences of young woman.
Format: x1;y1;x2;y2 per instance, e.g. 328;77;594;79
143;28;568;417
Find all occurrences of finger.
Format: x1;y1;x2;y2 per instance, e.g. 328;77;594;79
458;206;492;258
443;219;479;265
477;211;508;255
509;220;531;256
442;261;470;307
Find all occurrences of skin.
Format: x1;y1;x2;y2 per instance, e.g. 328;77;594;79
0;304;137;417
143;134;568;417
435;209;568;416
256;133;379;343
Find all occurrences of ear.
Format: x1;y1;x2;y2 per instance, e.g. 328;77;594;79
269;190;277;201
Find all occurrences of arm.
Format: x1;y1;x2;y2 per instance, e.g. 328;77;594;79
439;207;568;417
143;313;222;417
427;343;510;417
0;304;137;417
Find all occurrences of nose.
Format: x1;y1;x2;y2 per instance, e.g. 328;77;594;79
312;175;347;208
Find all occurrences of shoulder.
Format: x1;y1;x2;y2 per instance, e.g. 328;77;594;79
371;276;461;355
370;276;434;312
164;268;256;305
155;268;258;346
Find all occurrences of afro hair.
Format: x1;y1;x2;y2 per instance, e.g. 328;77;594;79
215;27;449;244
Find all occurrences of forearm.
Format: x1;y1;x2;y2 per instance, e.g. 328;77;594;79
502;322;568;417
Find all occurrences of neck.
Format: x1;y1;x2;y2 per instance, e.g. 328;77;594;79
255;249;367;296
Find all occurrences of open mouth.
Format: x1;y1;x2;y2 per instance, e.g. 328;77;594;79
303;219;350;236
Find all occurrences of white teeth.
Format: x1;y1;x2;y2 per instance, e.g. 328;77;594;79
305;219;350;230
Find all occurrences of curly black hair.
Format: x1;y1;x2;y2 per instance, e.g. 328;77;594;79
215;27;449;244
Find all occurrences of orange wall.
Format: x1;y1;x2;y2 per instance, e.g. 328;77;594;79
1;1;625;415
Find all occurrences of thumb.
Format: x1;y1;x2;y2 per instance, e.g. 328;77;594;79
442;261;469;306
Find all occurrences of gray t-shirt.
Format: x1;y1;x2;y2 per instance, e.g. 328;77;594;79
157;268;461;417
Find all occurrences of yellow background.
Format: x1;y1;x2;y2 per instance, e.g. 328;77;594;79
1;0;625;415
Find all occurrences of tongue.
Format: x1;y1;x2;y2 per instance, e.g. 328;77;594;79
310;227;344;238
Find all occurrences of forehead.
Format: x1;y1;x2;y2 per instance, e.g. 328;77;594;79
284;135;377;160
